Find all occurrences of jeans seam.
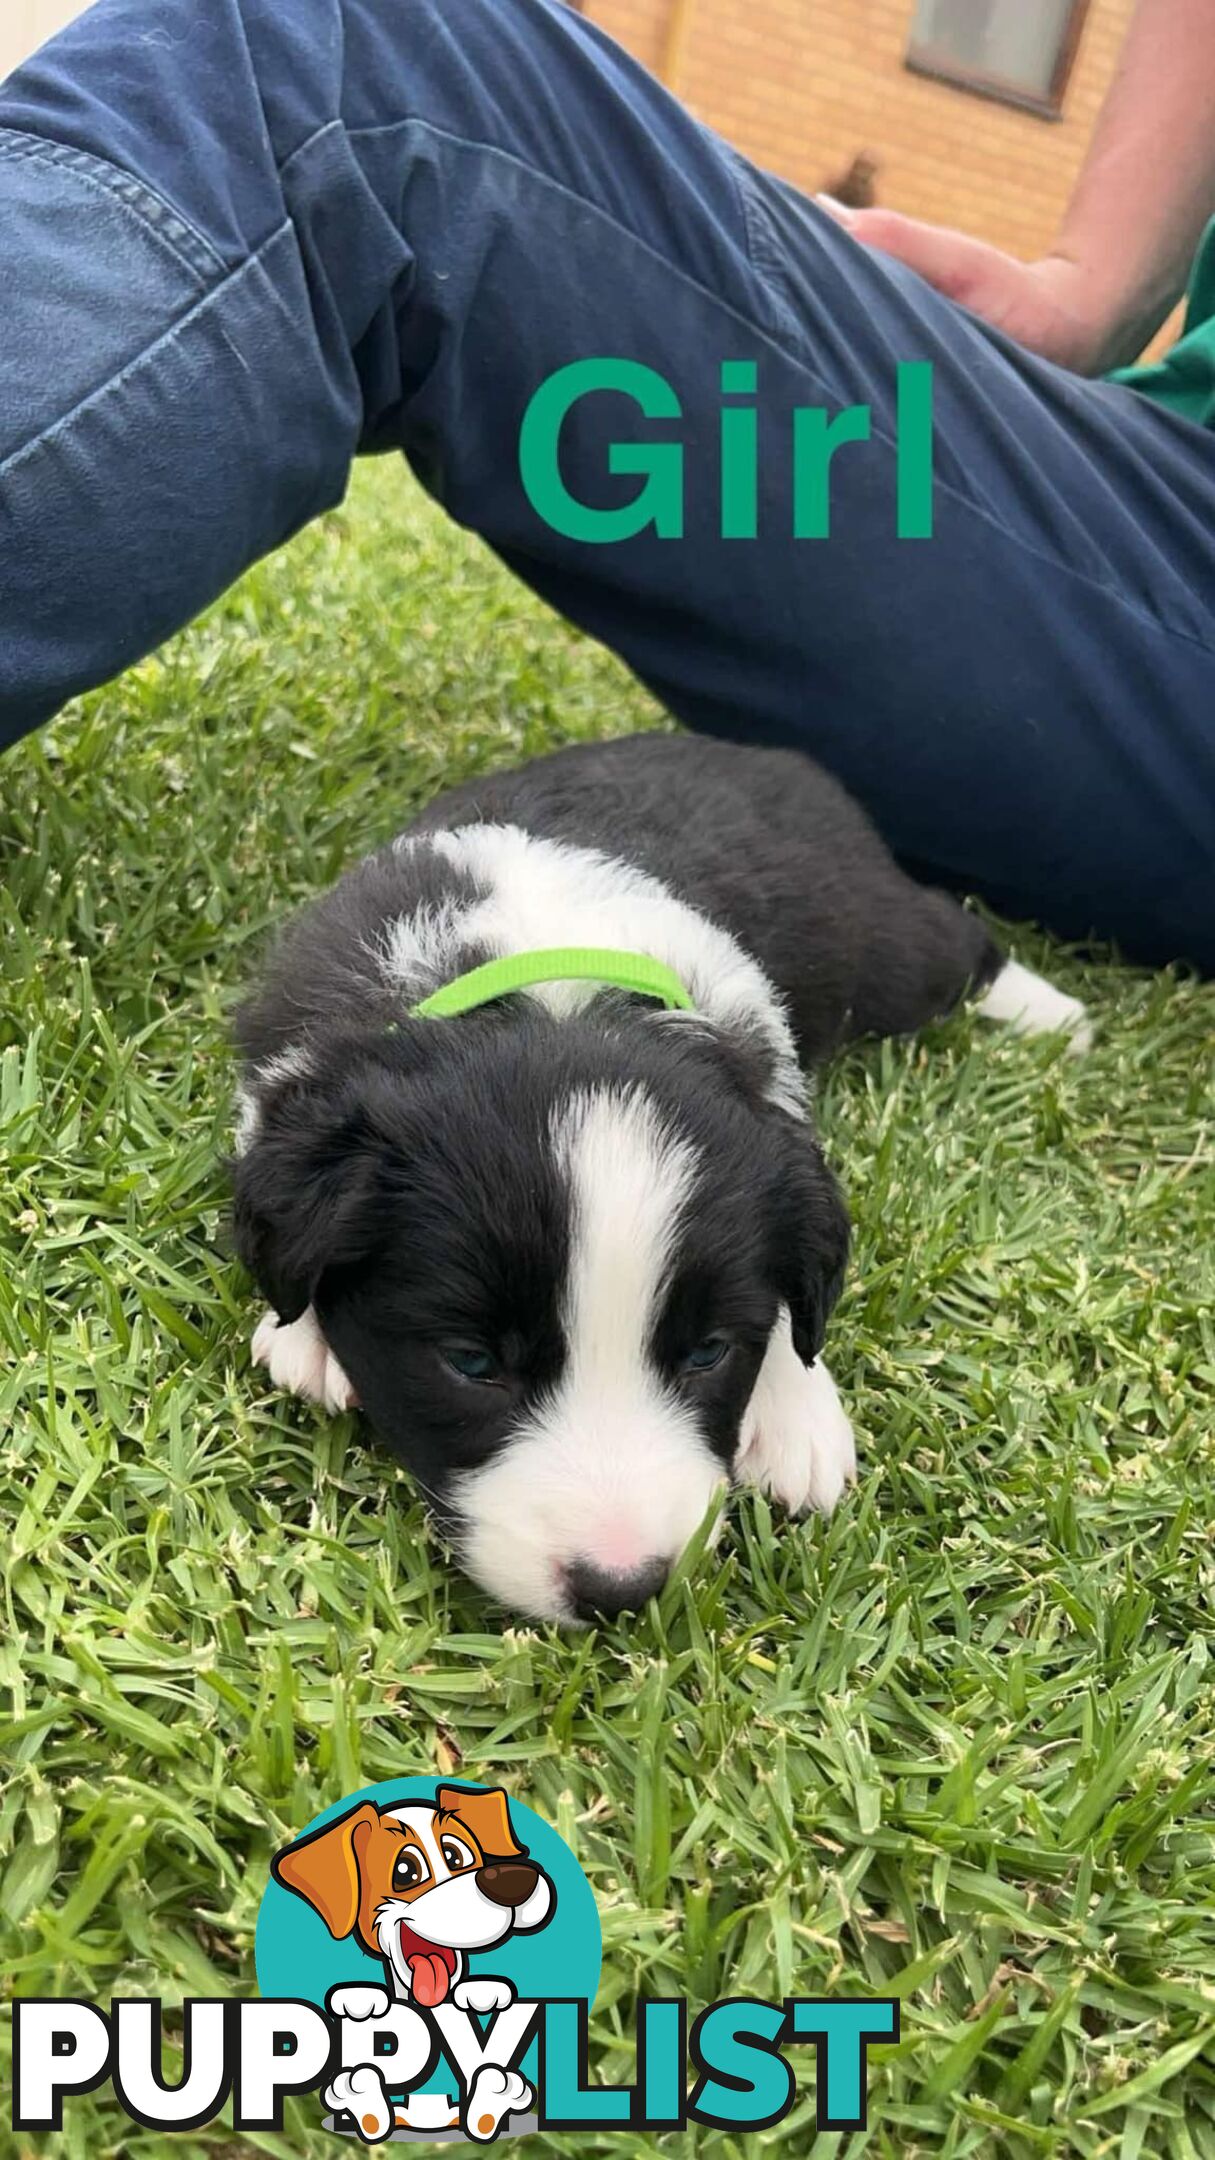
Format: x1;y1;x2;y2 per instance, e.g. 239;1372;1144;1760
727;142;778;289
0;219;296;486
345;114;1215;666
276;115;346;189
0;126;229;286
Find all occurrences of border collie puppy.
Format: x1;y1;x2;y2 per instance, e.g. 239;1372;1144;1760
232;733;1088;1622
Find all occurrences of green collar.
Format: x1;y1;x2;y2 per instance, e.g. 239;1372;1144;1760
410;946;695;1020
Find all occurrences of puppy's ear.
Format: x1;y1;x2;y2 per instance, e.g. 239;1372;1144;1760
659;1020;850;1364
767;1112;850;1366
232;1090;392;1324
271;1802;380;1938
436;1784;525;1860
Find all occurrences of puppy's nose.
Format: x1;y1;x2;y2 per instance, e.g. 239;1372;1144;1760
565;1555;670;1621
476;1861;539;1907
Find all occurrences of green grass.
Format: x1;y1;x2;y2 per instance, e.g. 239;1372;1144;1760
2;459;1213;2160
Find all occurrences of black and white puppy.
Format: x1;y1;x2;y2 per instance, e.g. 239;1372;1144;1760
232;734;1088;1621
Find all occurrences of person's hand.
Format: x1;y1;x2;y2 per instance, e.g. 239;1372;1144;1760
816;199;1122;375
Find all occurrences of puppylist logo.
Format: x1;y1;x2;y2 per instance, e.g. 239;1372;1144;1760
11;1777;898;2141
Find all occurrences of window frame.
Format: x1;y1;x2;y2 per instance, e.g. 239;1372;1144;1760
905;0;1092;120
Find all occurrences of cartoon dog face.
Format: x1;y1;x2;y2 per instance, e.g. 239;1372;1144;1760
272;1786;554;2006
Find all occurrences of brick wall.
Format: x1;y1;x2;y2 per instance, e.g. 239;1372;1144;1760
3;0;1177;355
585;0;1133;265
0;0;1144;272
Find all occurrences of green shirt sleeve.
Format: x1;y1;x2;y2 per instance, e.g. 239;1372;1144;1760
1106;213;1215;428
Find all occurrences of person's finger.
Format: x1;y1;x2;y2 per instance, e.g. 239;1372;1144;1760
814;199;992;306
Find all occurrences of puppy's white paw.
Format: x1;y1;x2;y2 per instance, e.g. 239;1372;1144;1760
736;1314;857;1515
453;1976;515;2015
464;2064;533;2142
327;2064;393;2143
252;1305;359;1413
974;959;1093;1056
327;1983;392;2023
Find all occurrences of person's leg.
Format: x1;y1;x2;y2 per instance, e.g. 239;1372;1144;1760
0;0;397;742
2;0;1212;967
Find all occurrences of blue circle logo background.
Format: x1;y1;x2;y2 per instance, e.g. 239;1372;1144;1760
255;1778;601;2098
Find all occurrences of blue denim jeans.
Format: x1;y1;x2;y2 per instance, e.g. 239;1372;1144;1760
2;0;1213;966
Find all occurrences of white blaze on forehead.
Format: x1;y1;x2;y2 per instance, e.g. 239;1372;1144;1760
554;1085;698;1391
384;1804;445;1867
454;1084;728;1619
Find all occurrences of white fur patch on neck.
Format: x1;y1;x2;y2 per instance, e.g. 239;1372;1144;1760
380;895;471;989
382;824;805;1116
453;1084;727;1618
233;1043;314;1154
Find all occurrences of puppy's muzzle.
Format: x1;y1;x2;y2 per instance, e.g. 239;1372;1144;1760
476;1861;539;1907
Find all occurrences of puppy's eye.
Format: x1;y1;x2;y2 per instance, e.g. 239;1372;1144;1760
440;1835;475;1872
392;1848;428;1892
441;1344;502;1385
681;1336;731;1374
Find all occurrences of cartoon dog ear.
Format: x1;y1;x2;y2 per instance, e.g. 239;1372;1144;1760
766;1112;851;1366
232;1090;394;1325
271;1802;381;1938
436;1785;525;1860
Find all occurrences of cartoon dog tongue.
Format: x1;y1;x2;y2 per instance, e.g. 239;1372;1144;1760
401;1924;457;2007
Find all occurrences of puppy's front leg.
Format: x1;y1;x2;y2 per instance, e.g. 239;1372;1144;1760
251;1305;359;1413
735;1308;857;1514
326;2064;395;2144
464;2065;534;2142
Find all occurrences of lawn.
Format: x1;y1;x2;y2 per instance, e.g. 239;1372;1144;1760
1;458;1213;2160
